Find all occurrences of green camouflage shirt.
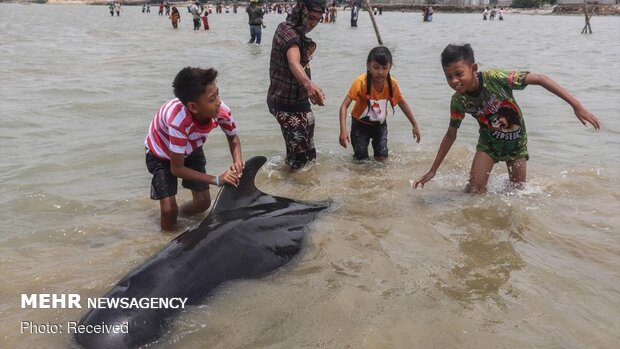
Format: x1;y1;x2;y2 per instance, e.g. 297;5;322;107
449;69;530;161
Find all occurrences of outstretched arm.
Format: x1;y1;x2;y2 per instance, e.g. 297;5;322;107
397;99;421;143
524;73;600;129
412;127;458;189
338;96;353;148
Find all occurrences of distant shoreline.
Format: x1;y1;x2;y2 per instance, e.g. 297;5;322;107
5;1;620;16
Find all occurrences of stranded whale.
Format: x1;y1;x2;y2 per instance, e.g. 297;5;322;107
74;156;329;348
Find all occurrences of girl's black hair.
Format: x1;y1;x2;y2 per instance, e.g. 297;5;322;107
365;46;395;115
172;67;218;106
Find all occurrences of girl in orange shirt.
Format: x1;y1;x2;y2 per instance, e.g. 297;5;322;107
338;46;421;161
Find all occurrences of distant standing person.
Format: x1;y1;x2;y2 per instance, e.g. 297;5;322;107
159;2;165;16
412;44;600;193
350;3;359;27
246;0;265;44
329;5;336;23
267;0;327;171
191;1;202;30
170;6;181;28
499;7;504;20
202;10;210;30
108;2;114;16
114;2;121;16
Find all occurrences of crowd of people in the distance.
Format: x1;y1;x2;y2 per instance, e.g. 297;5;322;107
483;6;504;20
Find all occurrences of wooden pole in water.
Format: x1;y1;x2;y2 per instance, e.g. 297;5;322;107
364;0;383;45
581;0;593;34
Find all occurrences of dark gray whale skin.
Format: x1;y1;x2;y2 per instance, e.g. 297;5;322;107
74;156;329;349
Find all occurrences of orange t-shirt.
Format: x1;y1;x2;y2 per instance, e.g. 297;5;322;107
347;73;403;124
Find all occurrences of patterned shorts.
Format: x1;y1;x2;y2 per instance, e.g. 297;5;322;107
272;109;316;169
476;141;529;163
145;148;209;200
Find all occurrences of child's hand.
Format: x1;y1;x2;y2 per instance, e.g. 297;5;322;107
574;105;600;130
339;130;350;148
230;161;245;178
412;124;421;143
412;170;436;189
218;169;239;187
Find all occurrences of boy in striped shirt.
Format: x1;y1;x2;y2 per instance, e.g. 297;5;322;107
145;67;244;230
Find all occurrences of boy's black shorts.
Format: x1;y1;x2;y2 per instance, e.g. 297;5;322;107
145;148;209;200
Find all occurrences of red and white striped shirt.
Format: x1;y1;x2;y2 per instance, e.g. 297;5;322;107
145;98;237;160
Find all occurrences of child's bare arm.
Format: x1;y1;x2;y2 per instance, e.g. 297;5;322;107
412;127;458;189
226;134;244;175
170;152;239;187
397;99;421;143
524;73;600;130
339;96;353;148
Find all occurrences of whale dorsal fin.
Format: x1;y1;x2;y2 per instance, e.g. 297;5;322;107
210;156;267;214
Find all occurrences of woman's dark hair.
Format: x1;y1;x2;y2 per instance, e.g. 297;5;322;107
441;44;475;67
172;67;218;106
366;46;395;114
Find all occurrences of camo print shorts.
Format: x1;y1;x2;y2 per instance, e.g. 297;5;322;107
145;148;209;200
271;109;316;170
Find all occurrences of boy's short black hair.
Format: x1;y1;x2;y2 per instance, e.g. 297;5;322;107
172;67;218;106
441;44;475;67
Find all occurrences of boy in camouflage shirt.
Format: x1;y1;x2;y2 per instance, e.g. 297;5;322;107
413;44;600;193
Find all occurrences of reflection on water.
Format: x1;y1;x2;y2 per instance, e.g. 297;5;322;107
430;198;530;303
437;228;525;304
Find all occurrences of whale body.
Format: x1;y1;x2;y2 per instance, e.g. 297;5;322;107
74;156;329;348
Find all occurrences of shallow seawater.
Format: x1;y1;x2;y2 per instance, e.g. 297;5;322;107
1;4;619;348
